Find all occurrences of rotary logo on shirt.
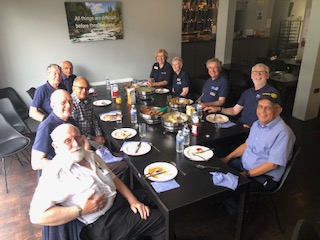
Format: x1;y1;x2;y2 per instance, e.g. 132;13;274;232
211;86;219;91
177;78;182;85
256;93;261;99
210;92;216;97
154;66;158;70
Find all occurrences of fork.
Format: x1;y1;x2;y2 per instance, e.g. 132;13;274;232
196;164;220;170
191;152;207;161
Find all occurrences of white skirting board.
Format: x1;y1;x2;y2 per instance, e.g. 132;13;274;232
90;77;134;86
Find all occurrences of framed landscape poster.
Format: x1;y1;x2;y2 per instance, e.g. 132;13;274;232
64;2;123;43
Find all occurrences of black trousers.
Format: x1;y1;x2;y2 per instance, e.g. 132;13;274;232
80;190;165;240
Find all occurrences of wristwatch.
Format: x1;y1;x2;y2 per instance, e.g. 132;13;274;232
75;205;82;217
218;107;222;113
245;170;251;177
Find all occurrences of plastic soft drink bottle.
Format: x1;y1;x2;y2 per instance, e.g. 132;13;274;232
130;105;137;124
176;130;185;153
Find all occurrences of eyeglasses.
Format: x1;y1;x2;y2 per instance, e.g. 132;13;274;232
257;104;274;111
74;86;89;91
251;71;268;75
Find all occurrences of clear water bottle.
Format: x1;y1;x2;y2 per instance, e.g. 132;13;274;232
106;76;111;91
176;130;185;153
196;103;203;119
182;124;190;146
130;105;137;124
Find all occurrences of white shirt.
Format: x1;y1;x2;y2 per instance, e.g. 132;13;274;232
29;150;117;225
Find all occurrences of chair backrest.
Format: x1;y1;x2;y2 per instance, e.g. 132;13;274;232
0;87;29;120
291;219;320;240
273;143;301;193
0;114;29;144
0;98;30;134
26;87;36;99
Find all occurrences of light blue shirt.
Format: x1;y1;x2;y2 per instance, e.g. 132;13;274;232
241;116;296;181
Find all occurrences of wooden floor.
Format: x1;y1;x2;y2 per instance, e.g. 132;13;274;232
1;116;320;240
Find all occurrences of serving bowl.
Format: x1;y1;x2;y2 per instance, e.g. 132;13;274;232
167;97;193;111
140;106;166;124
136;87;155;100
161;111;188;132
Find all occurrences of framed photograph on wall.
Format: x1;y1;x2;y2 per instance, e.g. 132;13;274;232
64;2;123;43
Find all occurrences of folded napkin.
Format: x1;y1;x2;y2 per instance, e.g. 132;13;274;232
151;180;180;193
210;172;239;190
220;121;236;128
96;145;123;164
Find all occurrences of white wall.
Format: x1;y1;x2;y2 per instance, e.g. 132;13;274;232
0;0;182;105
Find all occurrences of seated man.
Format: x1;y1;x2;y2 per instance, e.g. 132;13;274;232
221;92;296;192
61;60;77;93
71;76;105;146
29;64;66;122
29;124;165;240
204;63;280;128
199;58;229;107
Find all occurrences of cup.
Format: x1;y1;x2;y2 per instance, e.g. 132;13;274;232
138;123;147;137
116;111;123;123
215;122;221;130
116;96;122;105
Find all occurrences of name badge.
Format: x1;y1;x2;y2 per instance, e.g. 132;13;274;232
161;71;166;75
154;66;158;70
210;92;216;97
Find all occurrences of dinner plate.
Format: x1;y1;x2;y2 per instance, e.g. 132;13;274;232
122;142;151;156
206;114;229;124
144;162;178;182
155;88;169;94
184;145;214;161
100;110;120;122
111;128;137;139
93;99;112;107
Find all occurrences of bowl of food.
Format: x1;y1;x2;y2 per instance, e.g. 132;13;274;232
136;87;155;100
167;97;193;111
140;106;166;124
161;111;188;132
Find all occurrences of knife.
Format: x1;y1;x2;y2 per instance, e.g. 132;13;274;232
135;141;142;153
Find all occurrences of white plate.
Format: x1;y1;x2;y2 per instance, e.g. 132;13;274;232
122;142;151;156
184;145;214;161
111;128;137;139
100;111;120;122
144;162;178;182
155;88;169;94
206;114;229;124
93;99;112;107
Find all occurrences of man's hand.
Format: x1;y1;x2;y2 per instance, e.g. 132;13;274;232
130;201;150;220
92;136;105;145
81;190;108;215
203;106;218;113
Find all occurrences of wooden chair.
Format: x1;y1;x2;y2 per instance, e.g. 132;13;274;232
291;219;320;240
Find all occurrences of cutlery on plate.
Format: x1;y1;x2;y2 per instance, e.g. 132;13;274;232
143;169;165;179
195;164;220;170
170;161;187;176
191;152;207;161
196;148;215;154
135;141;142;153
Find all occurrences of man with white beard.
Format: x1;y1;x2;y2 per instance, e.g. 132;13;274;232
29;124;165;240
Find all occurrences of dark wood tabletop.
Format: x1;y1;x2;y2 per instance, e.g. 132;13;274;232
92;84;250;240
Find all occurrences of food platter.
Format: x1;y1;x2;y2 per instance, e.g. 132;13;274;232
206;114;229;124
155;88;169;94
143;162;178;182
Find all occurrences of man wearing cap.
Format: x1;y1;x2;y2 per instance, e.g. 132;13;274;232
221;92;296;192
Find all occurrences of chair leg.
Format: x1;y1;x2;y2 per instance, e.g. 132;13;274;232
267;196;283;232
1;157;9;193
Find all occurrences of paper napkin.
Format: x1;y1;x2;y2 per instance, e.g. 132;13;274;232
96;145;123;164
151;180;180;193
210;172;239;190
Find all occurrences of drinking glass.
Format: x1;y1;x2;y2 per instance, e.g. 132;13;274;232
138;123;147;137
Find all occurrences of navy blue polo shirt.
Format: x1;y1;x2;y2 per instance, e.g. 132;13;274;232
32;112;76;161
31;81;66;115
172;70;190;96
237;84;280;126
62;73;77;93
150;61;173;87
201;74;229;103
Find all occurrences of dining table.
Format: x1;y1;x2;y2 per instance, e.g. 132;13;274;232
91;82;251;240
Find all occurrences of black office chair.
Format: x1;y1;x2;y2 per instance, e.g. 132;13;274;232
0;114;31;193
250;144;301;232
228;69;250;105
26;87;36;99
0;87;29;120
0;98;32;134
291;219;320;240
